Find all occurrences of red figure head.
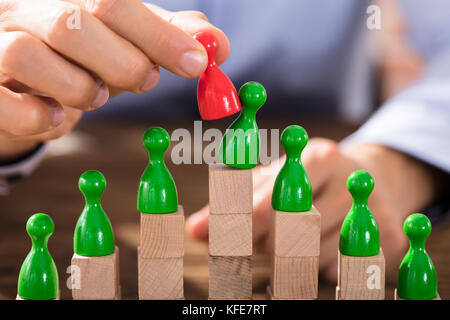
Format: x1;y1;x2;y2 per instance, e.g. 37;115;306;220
194;32;241;120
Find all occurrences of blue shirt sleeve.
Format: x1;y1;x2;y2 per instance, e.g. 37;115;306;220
346;1;450;173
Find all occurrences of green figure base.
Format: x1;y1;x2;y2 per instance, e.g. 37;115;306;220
137;127;178;214
397;213;438;300
272;125;312;212
74;170;115;256
17;213;59;300
339;170;380;256
219;81;266;169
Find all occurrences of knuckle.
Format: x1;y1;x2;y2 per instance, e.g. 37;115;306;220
152;27;172;51
46;3;82;44
0;32;34;74
114;55;151;90
89;0;120;21
186;10;208;21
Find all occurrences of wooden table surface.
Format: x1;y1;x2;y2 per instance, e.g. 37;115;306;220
0;119;448;300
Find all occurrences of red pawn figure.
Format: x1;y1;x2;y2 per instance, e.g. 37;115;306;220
194;32;241;120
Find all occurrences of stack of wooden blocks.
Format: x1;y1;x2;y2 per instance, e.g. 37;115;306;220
208;164;253;299
138;206;185;300
71;246;121;300
267;206;321;300
336;249;385;300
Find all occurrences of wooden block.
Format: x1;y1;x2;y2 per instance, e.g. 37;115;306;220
209;213;252;256
394;288;441;300
209;164;252;215
266;286;309;300
71;246;120;300
209;255;252;299
270;254;318;299
337;249;385;300
138;252;183;300
140;205;184;259
270;206;321;257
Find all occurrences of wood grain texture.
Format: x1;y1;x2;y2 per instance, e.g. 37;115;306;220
209;213;252;256
209;164;252;215
209;255;252;299
270;255;318;299
270;206;321;257
71;246;120;300
138;253;184;300
337;249;385;300
139;206;184;259
394;288;441;300
266;285;310;300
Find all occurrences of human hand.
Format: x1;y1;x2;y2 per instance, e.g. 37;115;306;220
0;0;229;160
187;139;439;282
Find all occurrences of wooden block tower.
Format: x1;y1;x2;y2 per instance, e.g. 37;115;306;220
208;81;266;299
394;213;440;300
137;128;184;300
336;170;385;300
208;164;253;299
71;170;120;300
267;125;320;300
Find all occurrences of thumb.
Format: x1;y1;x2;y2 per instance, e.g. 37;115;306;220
302;138;339;194
186;178;274;243
145;4;230;66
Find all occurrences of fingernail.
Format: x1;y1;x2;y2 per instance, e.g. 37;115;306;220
91;82;109;109
180;50;207;77
140;66;160;92
51;107;65;127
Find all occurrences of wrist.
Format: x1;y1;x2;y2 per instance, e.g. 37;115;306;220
341;143;437;216
0;138;39;164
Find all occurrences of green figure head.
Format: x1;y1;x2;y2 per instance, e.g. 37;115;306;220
339;170;380;256
74;170;115;256
220;81;266;169
137;127;178;213
281;124;308;159
398;213;437;300
18;213;59;300
272;125;312;212
239;81;267;116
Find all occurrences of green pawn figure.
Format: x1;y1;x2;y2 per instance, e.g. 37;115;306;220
74;170;115;256
397;213;437;300
137;127;178;213
339;170;380;256
219;81;266;169
272;125;312;212
17;213;59;300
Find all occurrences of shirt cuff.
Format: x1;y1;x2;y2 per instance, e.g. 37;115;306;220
0;143;48;195
342;100;450;173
